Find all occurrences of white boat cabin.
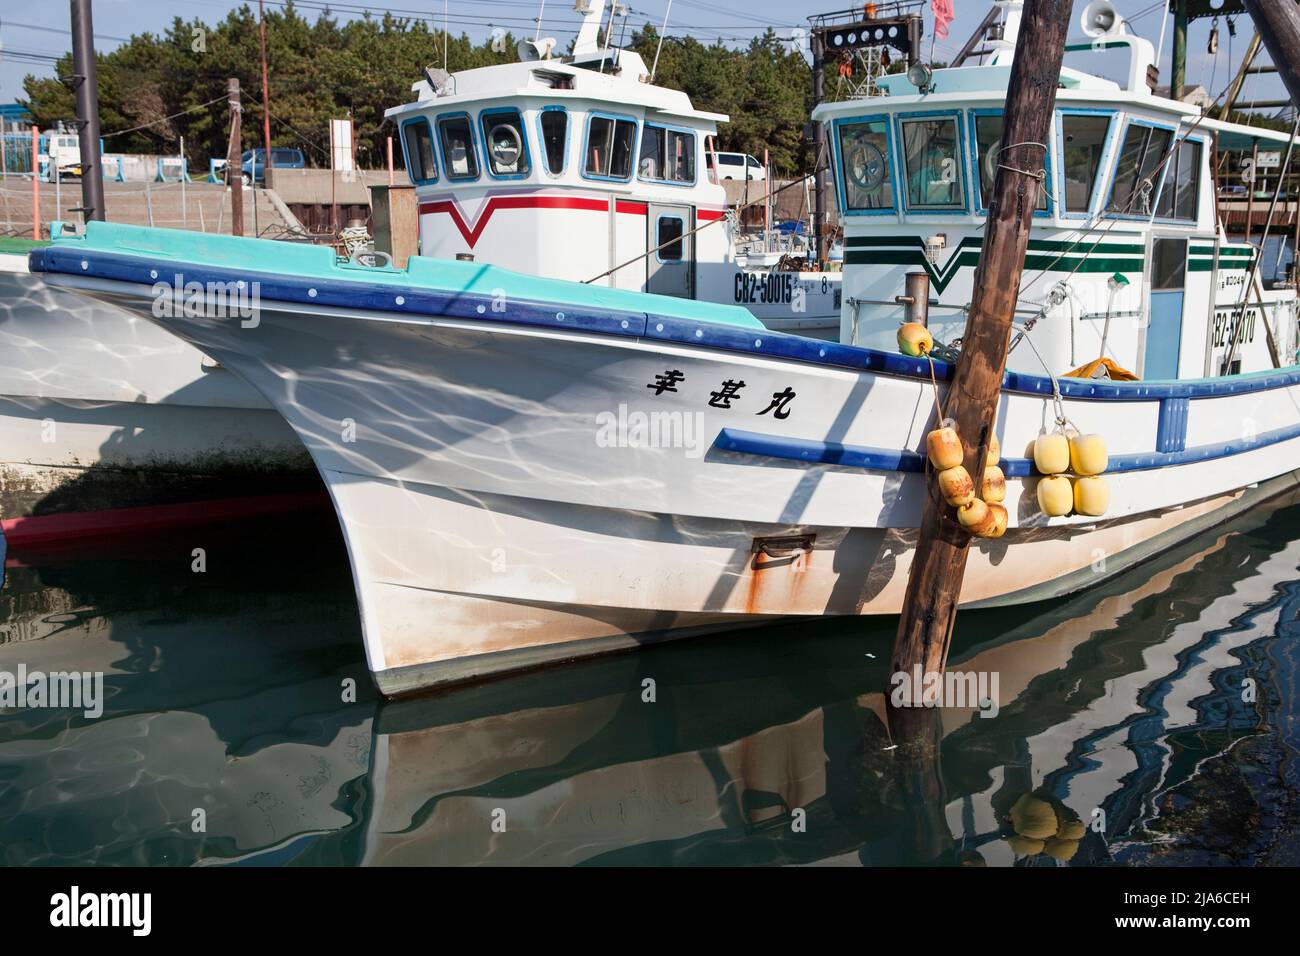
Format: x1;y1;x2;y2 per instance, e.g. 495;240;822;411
383;1;840;334
813;2;1299;381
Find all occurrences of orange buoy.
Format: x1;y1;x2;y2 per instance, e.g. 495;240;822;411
927;425;963;470
1073;475;1110;516
957;498;998;537
985;433;1001;468
986;502;1009;538
1033;432;1070;475
937;465;975;507
1037;475;1073;516
896;322;933;357
982;465;1006;503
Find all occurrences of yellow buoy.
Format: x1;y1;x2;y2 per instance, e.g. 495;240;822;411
1043;837;1080;862
1073;475;1110;516
986;502;1008;538
937;465;975;507
1037;475;1073;517
982;465;1006;503
958;498;998;537
1069;433;1108;476
1006;835;1045;857
1055;819;1086;841
1010;794;1059;840
985;433;1001;469
896;322;933;357
927;425;963;470
1033;432;1070;474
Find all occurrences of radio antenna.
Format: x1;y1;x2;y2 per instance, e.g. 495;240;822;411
651;0;673;80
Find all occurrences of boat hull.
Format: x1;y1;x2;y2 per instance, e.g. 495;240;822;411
0;259;313;519
40;263;1300;695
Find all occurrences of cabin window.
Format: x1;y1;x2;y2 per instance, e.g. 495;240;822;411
539;108;567;175
437;113;479;180
1060;114;1110;213
900;117;964;210
1155;139;1201;222
1107;122;1173;216
639;125;696;184
837;119;894;211
974;114;1046;210
402;120;438;184
584;114;636;180
481;109;531;177
1152;236;1187;290
657;216;685;261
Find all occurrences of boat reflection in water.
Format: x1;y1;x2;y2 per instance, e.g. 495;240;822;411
2;491;1298;865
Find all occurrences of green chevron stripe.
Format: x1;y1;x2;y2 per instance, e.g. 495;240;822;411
845;235;1145;255
843;234;1147;292
1190;246;1254;257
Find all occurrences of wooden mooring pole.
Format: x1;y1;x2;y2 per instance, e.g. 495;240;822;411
1242;1;1300;108
889;0;1074;710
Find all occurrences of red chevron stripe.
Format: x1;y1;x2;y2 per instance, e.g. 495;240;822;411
418;194;729;247
418;195;608;247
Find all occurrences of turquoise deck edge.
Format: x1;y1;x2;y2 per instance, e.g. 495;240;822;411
48;220;766;331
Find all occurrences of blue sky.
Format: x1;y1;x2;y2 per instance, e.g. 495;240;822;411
0;0;1286;112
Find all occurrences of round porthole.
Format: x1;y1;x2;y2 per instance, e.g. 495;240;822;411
489;125;522;169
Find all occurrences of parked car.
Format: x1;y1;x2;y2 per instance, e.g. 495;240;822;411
707;151;766;181
239;147;306;185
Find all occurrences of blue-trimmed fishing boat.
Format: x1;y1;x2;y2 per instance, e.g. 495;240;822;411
26;1;1300;695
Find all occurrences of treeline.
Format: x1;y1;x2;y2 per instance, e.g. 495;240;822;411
22;7;513;171
21;5;834;175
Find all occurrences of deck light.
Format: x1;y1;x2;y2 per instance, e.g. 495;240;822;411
906;63;933;94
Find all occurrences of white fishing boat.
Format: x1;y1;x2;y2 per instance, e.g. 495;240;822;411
27;1;1300;696
384;0;841;337
0;248;312;521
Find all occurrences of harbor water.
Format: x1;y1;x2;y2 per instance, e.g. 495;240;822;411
1;491;1298;866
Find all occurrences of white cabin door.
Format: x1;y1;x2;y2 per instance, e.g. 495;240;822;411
646;204;694;298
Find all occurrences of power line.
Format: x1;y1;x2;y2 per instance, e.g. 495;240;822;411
0;19;130;42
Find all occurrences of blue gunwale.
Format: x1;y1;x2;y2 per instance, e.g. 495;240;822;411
28;223;1300;403
716;422;1300;478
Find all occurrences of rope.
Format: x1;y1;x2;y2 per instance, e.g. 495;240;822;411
1013;321;1074;433
925;353;946;427
994;141;1057;207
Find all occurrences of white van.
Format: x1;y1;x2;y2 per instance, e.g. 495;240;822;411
707;151;766;181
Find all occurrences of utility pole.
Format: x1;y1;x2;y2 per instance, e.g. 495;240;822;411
226;78;244;237
1171;0;1187;102
70;0;105;222
259;0;273;188
889;0;1074;710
